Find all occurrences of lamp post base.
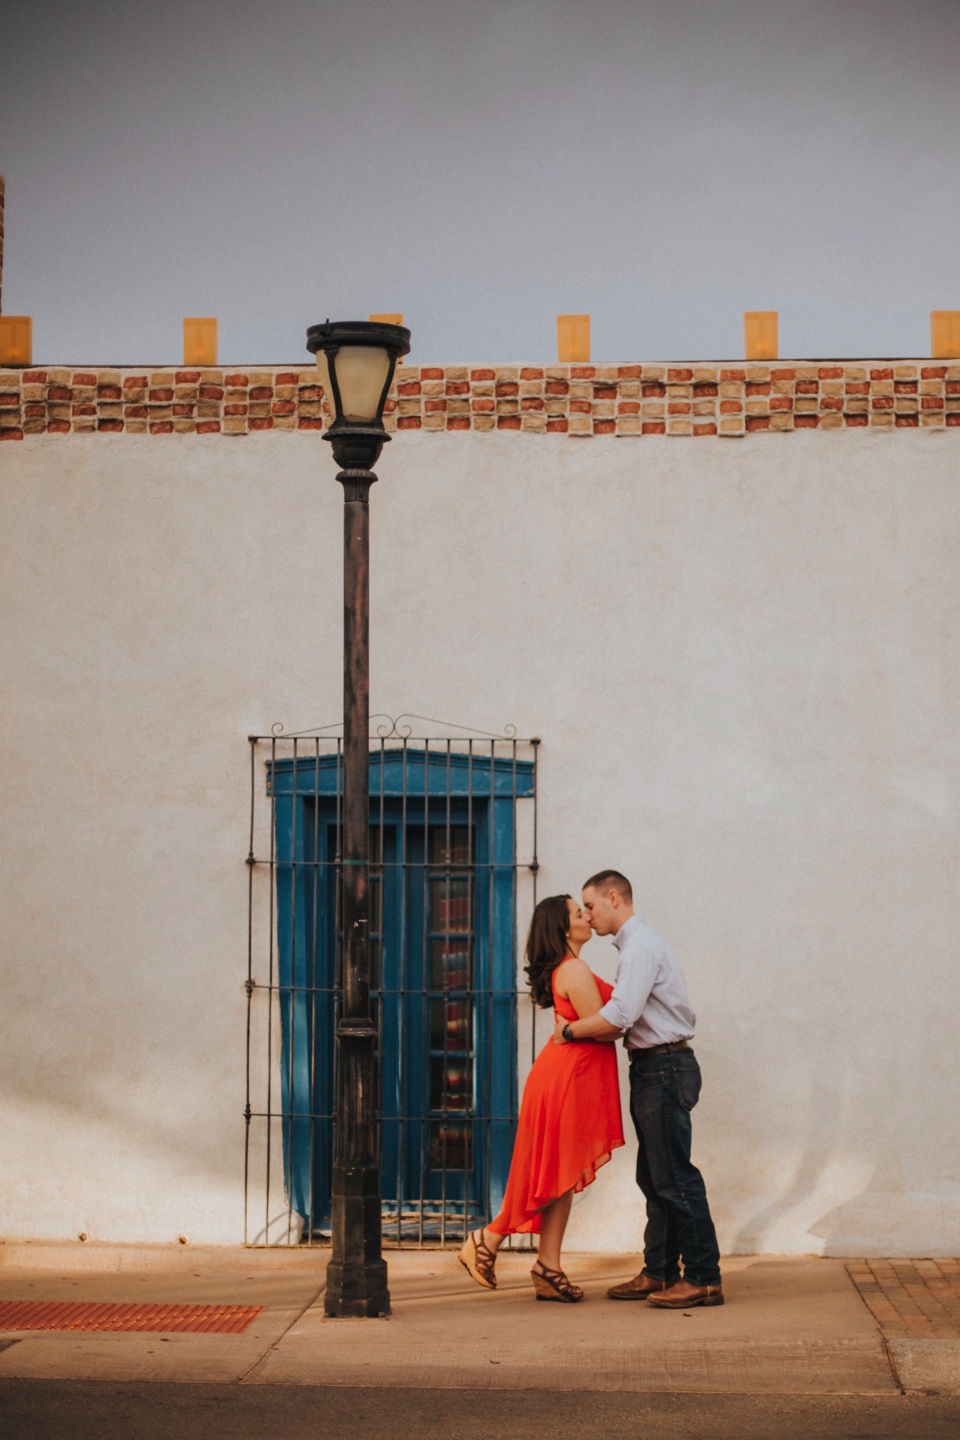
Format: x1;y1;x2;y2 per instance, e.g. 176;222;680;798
323;1259;390;1318
323;1163;391;1318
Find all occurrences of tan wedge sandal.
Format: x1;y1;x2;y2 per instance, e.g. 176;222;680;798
531;1262;584;1303
458;1228;498;1290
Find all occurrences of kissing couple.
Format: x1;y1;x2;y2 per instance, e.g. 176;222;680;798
458;870;723;1307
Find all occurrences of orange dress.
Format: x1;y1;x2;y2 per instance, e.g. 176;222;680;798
489;968;625;1235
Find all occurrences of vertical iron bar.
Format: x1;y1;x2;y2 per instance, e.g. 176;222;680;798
244;737;257;1245
334;733;343;1231
286;737;300;1245
419;738;429;1246
440;740;451;1247
265;733;278;1247
376;735;386;1241
486;741;495;1232
466;739;474;1242
398;735;409;1243
509;737;519;1236
306;739;321;1243
530;738;540;1082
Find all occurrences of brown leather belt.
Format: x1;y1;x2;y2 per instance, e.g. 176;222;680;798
631;1039;690;1058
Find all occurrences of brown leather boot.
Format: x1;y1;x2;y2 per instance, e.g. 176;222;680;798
646;1278;724;1308
606;1272;676;1300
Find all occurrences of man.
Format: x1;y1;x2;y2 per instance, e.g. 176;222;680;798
553;869;723;1307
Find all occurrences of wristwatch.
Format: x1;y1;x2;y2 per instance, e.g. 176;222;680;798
561;1022;575;1043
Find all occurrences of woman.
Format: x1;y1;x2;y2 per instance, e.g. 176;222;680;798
458;893;624;1301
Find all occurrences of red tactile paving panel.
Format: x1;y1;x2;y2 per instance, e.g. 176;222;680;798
0;1301;262;1334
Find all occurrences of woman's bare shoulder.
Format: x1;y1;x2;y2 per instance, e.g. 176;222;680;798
554;955;591;975
552;956;592;993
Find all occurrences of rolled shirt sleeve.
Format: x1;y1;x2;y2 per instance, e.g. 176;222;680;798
599;946;657;1032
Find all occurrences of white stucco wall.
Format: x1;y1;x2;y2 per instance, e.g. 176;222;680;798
2;425;959;1255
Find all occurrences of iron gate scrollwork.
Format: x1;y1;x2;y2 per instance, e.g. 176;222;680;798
244;718;539;1246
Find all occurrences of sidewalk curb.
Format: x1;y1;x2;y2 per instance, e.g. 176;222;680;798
887;1339;960;1394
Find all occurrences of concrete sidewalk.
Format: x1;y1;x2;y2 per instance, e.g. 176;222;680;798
0;1243;956;1395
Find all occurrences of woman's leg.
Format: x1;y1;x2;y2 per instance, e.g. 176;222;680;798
534;1190;573;1272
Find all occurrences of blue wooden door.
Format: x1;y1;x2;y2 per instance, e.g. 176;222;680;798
269;747;533;1239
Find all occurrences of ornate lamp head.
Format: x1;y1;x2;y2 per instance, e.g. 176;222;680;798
306;319;411;472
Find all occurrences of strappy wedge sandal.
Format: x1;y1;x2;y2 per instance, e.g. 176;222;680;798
531;1261;584;1303
458;1228;498;1290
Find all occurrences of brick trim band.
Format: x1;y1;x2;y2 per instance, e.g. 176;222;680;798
1;362;959;440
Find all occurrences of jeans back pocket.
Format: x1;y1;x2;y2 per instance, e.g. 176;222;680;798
674;1061;702;1111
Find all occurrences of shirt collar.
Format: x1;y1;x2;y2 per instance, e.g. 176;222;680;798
612;913;642;949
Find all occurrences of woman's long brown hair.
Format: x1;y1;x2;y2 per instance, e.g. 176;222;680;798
524;893;572;1008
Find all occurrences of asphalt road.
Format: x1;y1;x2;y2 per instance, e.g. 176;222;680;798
2;1382;960;1440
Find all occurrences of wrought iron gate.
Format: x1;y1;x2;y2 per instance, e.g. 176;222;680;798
244;719;539;1246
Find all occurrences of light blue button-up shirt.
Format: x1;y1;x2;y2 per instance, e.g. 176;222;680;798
598;913;696;1050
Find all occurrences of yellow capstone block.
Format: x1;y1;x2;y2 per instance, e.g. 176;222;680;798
931;311;960;359
744;311;778;361
0;316;32;366
557;314;590;364
183;317;218;367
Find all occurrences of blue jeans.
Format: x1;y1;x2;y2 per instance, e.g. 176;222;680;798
628;1047;721;1287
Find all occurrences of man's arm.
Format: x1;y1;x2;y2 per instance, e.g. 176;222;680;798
553;1010;622;1044
555;935;657;1045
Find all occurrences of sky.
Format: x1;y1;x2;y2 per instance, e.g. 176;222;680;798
1;0;959;364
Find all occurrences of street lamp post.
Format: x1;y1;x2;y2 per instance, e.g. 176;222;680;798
305;319;410;1318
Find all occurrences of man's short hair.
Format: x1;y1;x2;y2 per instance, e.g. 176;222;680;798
583;869;633;902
